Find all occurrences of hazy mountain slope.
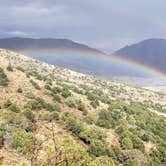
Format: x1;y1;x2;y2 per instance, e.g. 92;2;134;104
0;37;104;54
0;49;166;166
114;38;166;72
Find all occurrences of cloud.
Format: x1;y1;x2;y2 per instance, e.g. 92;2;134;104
0;0;166;52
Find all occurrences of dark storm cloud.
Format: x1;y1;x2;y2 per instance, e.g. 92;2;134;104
0;0;166;52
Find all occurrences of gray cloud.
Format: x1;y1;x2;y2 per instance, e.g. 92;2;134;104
0;0;166;52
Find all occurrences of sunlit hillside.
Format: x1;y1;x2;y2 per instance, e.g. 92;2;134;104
0;49;166;166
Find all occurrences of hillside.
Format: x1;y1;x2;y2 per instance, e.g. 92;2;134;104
114;38;166;73
0;49;166;166
0;37;104;55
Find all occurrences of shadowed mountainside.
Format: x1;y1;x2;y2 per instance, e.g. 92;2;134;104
0;37;104;54
114;38;166;73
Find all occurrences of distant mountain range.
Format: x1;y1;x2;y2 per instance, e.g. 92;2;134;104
1;37;166;74
0;37;104;54
114;38;166;73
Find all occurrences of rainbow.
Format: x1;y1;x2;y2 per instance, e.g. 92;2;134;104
21;48;166;79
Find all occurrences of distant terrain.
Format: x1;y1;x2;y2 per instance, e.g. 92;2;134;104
114;38;166;73
0;37;104;55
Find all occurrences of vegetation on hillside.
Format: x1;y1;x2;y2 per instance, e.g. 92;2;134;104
0;50;166;166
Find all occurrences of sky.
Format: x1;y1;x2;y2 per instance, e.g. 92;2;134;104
0;0;166;52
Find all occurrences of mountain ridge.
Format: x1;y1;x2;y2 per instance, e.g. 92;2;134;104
114;38;166;73
0;37;105;55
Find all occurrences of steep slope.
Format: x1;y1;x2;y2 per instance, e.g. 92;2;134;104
0;37;104;55
114;38;166;73
0;49;166;166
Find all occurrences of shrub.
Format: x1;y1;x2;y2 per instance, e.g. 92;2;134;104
7;63;13;72
82;113;97;124
30;80;40;90
0;124;5;148
53;94;61;102
25;91;36;99
17;87;23;93
16;66;25;72
96;109;113;129
3;100;12;108
23;110;34;121
2;110;21;124
0;67;9;86
44;84;52;90
9;103;21;113
121;137;133;150
88;140;109;157
0;131;4;148
66;97;76;108
61;88;72;98
79;127;106;144
64;114;84;136
43;112;59;122
90;100;100;108
3;101;20;113
11;129;33;155
76;100;87;114
131;136;145;152
91;156;115;166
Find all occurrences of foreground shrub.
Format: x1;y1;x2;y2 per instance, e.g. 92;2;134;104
88;140;109;157
11;129;33;155
63;113;84;136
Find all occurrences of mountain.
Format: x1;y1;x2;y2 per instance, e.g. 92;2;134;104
114;38;166;73
0;37;104;54
0;49;166;165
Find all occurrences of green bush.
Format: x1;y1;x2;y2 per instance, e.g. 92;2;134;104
0;124;6;148
0;131;4;148
8;103;21;113
61;87;72;98
90;100;100;109
7;63;13;72
76;100;87;114
66;97;76;108
63;113;84;136
82;113;97;124
131;136;145;152
96;109;113;129
11;129;33;155
88;140;109;157
3;100;13;108
0;67;9;86
25;91;36;99
79;127;106;144
16;66;25;72
121;137;133;150
90;156;115;166
2;110;21;124
23;110;34;121
17;87;23;93
43;112;59;122
53;94;61;102
30;80;40;90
